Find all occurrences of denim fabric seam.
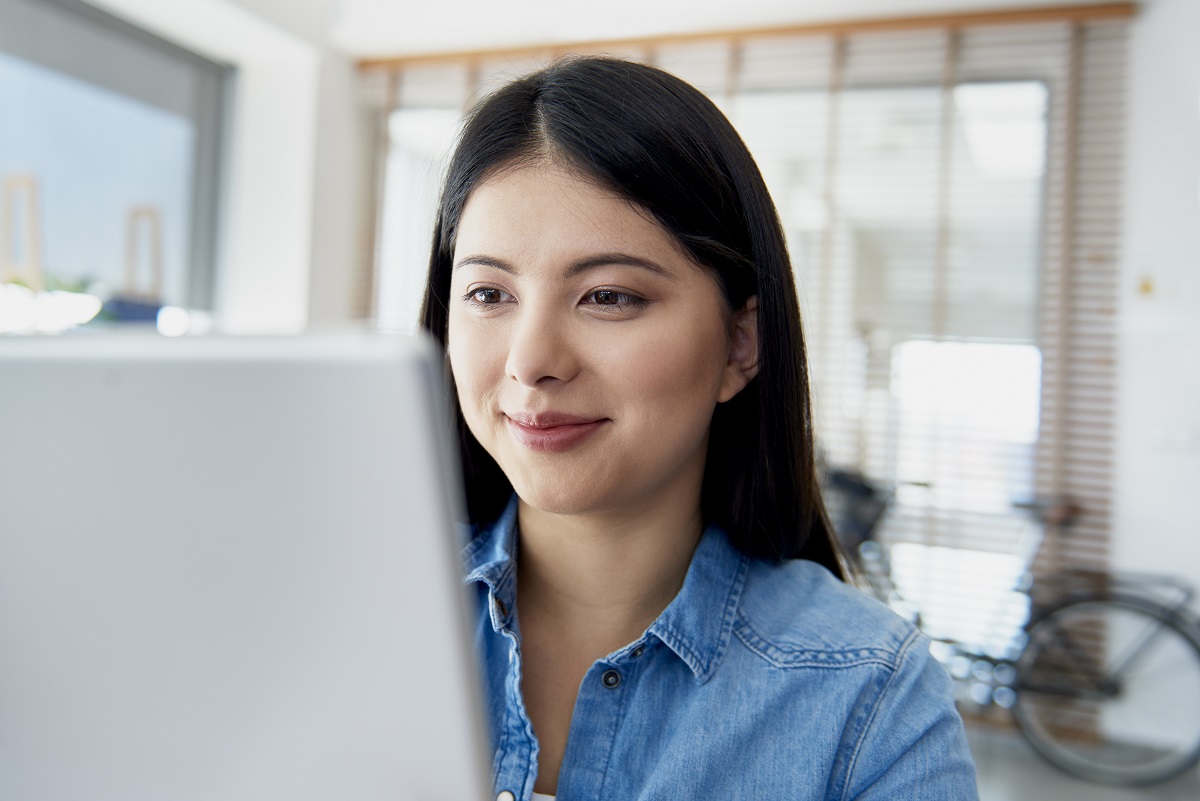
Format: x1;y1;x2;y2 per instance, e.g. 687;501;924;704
834;626;923;801
649;551;748;683
715;552;750;678
486;585;512;790
732;614;906;670
508;628;539;801
491;710;508;793
461;527;490;564
649;618;706;676
594;660;634;800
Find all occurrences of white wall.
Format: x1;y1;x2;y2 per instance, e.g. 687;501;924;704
1114;0;1200;590
306;52;366;328
84;0;363;332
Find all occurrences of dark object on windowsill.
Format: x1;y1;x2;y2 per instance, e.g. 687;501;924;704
101;294;162;323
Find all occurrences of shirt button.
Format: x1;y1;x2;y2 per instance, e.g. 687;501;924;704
632;646;644;658
602;668;621;689
496;792;515;801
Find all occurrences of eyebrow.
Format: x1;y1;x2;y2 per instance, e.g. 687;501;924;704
453;253;677;281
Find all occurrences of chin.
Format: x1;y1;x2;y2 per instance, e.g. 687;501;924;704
510;476;613;518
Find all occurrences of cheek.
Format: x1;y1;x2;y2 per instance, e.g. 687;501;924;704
446;312;481;405
447;309;506;415
612;323;731;431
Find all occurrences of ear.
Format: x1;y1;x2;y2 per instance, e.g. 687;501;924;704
718;296;759;403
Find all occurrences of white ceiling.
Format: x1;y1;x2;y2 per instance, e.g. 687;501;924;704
330;0;1111;58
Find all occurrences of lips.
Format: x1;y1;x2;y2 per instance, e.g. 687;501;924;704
505;411;607;453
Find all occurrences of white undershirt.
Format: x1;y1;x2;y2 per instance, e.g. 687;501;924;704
531;794;556;801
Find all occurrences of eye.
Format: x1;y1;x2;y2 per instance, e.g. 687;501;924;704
590;289;626;306
583;289;644;310
463;286;513;306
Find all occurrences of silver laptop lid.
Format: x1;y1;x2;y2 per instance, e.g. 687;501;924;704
0;333;489;801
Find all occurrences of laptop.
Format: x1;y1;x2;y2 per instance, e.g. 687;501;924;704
0;332;491;801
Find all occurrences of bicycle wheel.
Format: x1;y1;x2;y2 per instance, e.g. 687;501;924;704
1012;593;1200;786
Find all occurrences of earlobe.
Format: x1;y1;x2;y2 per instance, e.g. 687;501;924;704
718;296;760;403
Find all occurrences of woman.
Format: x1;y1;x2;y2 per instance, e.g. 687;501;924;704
421;57;977;800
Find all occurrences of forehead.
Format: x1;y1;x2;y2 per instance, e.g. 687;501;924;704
453;162;690;266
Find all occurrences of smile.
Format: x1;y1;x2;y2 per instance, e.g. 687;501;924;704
505;413;607;453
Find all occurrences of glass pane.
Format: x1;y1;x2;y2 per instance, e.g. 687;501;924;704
837;85;944;340
892;340;1041;514
945;81;1047;341
374;107;462;333
0;50;194;326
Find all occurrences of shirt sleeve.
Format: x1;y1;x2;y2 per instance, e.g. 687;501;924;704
836;630;980;800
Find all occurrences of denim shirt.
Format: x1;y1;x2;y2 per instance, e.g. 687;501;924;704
463;500;979;801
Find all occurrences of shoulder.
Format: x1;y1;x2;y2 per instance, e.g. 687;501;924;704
733;558;924;670
721;556;979;797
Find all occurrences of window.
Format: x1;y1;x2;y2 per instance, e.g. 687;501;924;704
0;0;228;331
722;23;1126;664
369;63;471;332
735;74;1049;528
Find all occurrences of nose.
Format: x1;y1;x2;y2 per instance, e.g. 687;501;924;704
505;304;580;387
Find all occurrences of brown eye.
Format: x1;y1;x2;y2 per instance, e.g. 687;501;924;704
582;289;647;313
472;288;504;303
591;290;624;305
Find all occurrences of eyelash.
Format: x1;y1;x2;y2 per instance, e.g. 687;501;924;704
461;287;647;313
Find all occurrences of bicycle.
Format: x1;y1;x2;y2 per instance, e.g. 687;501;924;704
823;469;1200;787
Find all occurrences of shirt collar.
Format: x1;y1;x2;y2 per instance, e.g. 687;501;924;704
462;496;520;628
648;524;749;684
462;497;749;685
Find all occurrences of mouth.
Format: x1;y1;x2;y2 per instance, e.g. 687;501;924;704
504;411;607;453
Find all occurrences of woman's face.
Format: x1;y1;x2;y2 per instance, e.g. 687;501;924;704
447;162;757;518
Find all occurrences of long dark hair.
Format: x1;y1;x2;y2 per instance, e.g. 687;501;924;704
420;56;845;578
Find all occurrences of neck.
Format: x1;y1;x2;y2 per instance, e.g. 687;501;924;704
515;496;703;646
